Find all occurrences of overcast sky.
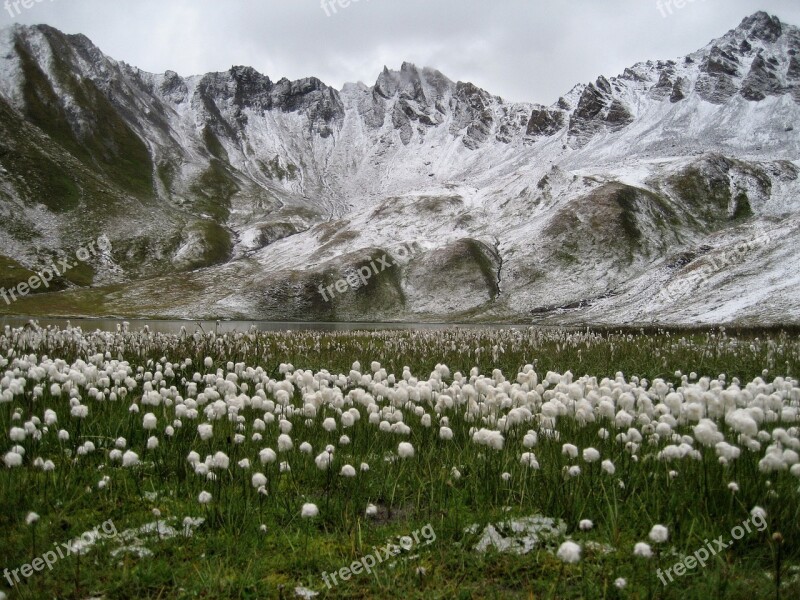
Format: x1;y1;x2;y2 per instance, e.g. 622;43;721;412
3;1;800;104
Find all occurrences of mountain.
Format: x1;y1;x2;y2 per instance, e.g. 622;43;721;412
0;11;799;325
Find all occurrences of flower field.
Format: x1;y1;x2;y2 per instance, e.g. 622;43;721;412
1;322;800;599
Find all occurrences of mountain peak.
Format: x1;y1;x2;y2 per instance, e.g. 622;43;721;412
735;11;783;43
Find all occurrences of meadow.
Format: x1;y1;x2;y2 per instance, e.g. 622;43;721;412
0;322;799;599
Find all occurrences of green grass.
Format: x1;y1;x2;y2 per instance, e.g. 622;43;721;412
0;327;798;599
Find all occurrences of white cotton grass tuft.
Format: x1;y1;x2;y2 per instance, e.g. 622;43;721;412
649;524;668;544
259;448;277;465
142;413;157;430
277;434;293;452
614;578;627;589
556;541;581;564
562;444;579;459
25;512;40;525
365;503;378;517
398;442;415;458
198;491;212;504
340;464;357;477
197;423;213;441
4;451;23;468
315;451;332;471
212;451;230;470
301;503;319;518
633;542;653;558
122;450;139;468
583;448;600;463
579;519;593;531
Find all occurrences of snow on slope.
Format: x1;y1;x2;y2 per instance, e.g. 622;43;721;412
0;12;799;324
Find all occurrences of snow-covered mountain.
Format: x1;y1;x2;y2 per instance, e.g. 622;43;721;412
1;11;799;324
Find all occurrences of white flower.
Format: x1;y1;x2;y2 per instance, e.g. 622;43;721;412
322;418;337;432
579;519;593;531
198;491;212;504
212;451;230;470
750;506;767;521
197;423;213;441
601;459;616;475
315;451;332;471
58;430;69;442
301;503;319;518
728;481;739;493
501;472;511;482
614;578;627;589
277;434;293;452
439;427;454;441
299;442;313;454
398;442;415;458
25;512;40;525
365;504;378;517
340;464;357;477
360;462;370;472
583;448;600;463
520;452;539;469
9;427;25;442
259;448;277;465
122;450;139;467
252;473;267;488
238;458;251;469
146;436;159;450
70;405;88;419
562;444;579;459
279;461;291;473
649;525;668;544
143;413;157;430
556;541;581;564
633;542;653;558
339;435;350;446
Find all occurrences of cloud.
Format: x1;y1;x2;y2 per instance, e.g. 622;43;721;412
3;0;800;104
